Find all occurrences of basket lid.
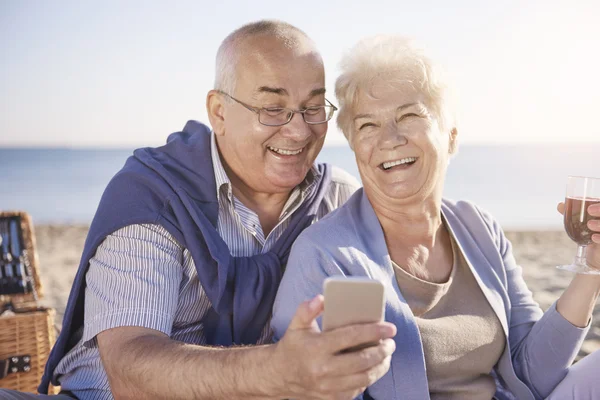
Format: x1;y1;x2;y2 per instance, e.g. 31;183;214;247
0;211;43;306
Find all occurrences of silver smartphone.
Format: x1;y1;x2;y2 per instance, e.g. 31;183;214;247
322;276;386;353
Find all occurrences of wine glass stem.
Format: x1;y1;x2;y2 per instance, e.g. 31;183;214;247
575;245;588;266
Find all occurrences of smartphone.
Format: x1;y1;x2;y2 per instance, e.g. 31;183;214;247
322;276;386;353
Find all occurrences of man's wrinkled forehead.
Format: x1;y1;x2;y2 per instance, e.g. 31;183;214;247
243;31;318;56
236;38;325;99
251;85;327;100
239;34;323;73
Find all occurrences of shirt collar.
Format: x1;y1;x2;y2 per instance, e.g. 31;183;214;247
211;132;233;203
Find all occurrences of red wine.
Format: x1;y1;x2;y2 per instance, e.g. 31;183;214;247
564;197;600;245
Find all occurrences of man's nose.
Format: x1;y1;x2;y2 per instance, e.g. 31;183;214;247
279;112;314;140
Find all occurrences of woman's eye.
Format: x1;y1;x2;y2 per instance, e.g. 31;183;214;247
398;113;419;121
359;122;376;130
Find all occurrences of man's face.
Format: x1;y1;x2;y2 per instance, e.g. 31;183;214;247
216;36;328;194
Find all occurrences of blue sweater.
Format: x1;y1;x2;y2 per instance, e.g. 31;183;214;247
40;120;332;393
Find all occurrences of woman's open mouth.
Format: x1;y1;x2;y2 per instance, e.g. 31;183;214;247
380;157;418;171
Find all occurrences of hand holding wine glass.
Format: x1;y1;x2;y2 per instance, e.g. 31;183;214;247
557;176;600;274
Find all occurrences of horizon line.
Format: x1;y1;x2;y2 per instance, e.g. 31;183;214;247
1;141;600;150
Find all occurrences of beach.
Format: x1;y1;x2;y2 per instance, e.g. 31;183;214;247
33;224;600;359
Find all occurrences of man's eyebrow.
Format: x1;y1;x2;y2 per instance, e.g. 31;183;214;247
308;88;326;98
255;87;326;99
256;86;289;95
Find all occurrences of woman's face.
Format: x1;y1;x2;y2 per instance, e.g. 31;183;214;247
351;79;455;205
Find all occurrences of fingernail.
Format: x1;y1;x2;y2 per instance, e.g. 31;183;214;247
380;324;396;337
589;204;600;214
593;234;600;244
309;296;321;311
588;220;600;230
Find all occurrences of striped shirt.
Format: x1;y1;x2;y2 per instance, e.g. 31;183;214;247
54;133;360;399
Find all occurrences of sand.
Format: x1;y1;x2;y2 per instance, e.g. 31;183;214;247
31;225;600;359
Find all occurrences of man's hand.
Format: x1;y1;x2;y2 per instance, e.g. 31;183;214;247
272;295;396;400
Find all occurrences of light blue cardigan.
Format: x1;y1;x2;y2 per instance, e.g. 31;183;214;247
271;189;590;400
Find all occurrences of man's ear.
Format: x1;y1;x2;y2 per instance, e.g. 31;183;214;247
206;90;226;136
448;127;458;154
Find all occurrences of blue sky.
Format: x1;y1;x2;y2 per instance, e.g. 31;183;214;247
1;0;599;147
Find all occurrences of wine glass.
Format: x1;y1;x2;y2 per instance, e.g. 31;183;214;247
557;176;600;274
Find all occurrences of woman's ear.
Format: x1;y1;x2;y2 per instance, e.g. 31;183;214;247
206;90;226;136
448;127;458;154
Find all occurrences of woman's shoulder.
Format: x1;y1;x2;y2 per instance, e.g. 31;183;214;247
442;198;499;231
442;198;509;258
442;197;485;214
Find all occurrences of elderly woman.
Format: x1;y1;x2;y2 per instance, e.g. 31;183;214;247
271;36;600;400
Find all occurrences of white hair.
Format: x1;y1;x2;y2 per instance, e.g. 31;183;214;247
335;35;457;147
214;20;314;97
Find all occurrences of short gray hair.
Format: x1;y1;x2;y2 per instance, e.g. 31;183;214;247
214;20;314;96
335;35;457;146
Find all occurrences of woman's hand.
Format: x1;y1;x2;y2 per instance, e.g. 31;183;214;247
557;202;600;270
556;202;600;327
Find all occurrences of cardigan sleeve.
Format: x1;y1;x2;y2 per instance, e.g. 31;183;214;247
477;207;590;399
271;232;348;341
271;231;367;400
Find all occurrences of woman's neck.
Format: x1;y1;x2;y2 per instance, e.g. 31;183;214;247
370;190;443;246
368;188;452;282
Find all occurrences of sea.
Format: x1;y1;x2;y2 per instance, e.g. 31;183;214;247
0;144;598;230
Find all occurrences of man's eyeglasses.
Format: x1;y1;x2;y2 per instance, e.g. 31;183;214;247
217;91;337;127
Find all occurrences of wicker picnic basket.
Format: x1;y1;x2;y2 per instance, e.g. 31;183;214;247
0;211;59;394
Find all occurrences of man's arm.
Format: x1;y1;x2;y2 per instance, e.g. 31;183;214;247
98;326;277;400
98;297;396;400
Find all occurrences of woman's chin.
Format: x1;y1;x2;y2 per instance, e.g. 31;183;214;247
368;179;432;204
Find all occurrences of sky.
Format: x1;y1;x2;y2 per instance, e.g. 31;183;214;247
1;0;599;148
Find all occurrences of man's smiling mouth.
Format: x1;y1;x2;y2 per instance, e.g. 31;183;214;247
267;145;304;156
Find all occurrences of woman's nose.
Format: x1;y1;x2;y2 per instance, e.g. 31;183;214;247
379;121;408;149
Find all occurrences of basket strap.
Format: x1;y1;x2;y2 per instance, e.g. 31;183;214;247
0;355;31;379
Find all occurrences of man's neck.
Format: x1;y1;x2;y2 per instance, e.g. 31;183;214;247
212;134;296;236
229;174;292;237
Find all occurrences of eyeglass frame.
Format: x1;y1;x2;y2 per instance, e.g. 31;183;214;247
216;90;338;127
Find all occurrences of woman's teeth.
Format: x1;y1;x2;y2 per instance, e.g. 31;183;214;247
267;146;304;156
382;157;417;170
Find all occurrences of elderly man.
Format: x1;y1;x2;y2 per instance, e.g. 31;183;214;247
0;21;396;400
